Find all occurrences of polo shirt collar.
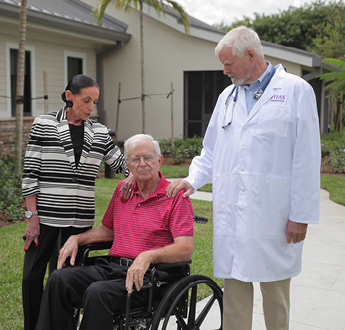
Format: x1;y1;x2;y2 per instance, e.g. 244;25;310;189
132;171;169;199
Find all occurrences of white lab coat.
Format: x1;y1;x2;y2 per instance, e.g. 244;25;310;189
186;65;320;282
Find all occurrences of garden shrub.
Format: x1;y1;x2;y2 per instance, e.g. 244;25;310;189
321;130;345;156
329;146;345;173
159;136;203;163
0;156;24;221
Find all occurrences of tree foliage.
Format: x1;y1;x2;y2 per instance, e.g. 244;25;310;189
319;58;345;95
308;1;345;58
215;0;345;55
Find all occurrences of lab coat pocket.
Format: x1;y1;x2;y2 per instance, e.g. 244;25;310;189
255;106;291;138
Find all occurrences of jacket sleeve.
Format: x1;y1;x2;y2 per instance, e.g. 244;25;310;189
22;117;43;197
103;132;129;177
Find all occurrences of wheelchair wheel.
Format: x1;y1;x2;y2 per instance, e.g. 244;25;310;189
151;274;223;330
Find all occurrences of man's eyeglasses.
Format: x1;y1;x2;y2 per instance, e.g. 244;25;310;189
127;154;158;164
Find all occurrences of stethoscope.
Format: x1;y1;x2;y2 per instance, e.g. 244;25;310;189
222;86;239;129
221;66;277;130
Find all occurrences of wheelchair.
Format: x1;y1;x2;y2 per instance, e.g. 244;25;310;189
78;216;223;330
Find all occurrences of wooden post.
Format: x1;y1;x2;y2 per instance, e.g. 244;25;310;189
171;82;174;146
43;70;48;113
115;82;121;142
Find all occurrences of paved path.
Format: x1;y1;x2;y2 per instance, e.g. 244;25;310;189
166;186;345;329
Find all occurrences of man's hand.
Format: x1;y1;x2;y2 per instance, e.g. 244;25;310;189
23;216;40;252
125;252;151;293
166;179;193;198
120;172;135;202
286;220;308;244
57;235;79;269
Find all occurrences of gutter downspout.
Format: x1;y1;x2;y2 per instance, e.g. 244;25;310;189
96;41;126;125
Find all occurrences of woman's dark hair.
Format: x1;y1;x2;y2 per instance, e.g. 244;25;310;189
61;74;99;106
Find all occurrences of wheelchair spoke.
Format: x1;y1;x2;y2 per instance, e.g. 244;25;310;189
173;306;188;330
194;294;218;328
151;274;223;330
187;286;197;326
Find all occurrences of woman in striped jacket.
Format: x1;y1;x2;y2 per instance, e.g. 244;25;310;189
21;74;133;330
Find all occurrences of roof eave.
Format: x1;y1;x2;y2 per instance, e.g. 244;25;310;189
262;41;323;68
0;2;131;44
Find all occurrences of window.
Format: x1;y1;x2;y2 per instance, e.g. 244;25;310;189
184;71;230;137
67;57;83;82
10;49;32;117
64;51;86;85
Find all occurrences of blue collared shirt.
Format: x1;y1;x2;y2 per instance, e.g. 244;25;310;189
243;61;274;114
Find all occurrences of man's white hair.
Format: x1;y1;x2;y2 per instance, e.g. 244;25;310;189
215;26;264;58
124;134;161;159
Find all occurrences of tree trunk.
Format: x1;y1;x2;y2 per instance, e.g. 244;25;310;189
14;0;27;175
339;94;343;131
139;1;145;133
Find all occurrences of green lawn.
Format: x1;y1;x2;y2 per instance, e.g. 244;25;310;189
321;174;345;206
1;172;343;329
0;175;217;329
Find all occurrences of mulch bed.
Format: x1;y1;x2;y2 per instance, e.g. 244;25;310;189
1;158;342;227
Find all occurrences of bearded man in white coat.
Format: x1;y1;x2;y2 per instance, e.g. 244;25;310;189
166;26;320;330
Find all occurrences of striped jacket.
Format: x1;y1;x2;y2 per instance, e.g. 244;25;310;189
22;108;128;228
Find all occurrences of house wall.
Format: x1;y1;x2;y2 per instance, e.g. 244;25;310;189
0;18;98;120
84;1;309;141
266;56;302;76
0;17;98;156
86;2;223;141
0;117;34;157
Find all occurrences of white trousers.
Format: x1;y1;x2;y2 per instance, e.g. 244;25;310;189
223;278;291;330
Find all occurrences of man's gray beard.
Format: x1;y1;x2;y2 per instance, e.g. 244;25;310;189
230;76;246;86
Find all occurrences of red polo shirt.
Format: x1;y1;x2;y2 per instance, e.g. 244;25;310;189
102;172;194;259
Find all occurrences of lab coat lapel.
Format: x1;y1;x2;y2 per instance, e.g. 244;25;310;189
56;108;77;171
247;65;285;121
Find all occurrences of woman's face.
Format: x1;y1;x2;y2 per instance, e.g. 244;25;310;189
65;86;99;124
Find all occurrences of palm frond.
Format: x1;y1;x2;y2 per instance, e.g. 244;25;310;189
167;0;190;34
93;0;114;25
323;58;345;70
93;0;190;34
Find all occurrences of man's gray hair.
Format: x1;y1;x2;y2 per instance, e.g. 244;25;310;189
215;26;264;58
124;134;161;159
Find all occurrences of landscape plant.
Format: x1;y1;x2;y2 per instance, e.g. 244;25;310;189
0;156;24;222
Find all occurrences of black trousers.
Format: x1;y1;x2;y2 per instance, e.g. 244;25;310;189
36;258;151;330
22;224;91;330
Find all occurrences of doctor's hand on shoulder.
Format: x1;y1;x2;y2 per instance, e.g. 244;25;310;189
286;220;308;244
166;179;193;198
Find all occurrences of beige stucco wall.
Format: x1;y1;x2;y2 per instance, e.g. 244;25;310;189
0;17;97;119
266;55;302;76
84;1;224;141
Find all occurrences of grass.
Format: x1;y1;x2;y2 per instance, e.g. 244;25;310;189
321;174;345;206
1;169;343;329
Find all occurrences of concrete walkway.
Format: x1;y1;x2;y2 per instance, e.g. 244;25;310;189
166;187;345;329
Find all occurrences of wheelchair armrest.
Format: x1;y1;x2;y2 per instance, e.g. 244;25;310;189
79;241;113;266
154;260;191;270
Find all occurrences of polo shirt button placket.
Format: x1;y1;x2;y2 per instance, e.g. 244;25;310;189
72;176;78;183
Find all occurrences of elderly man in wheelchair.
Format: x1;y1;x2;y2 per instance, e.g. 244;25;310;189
37;133;222;330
